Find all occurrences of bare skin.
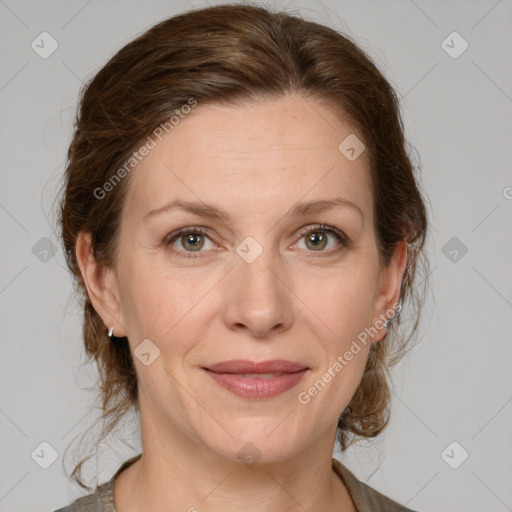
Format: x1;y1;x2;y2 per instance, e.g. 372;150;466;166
76;92;407;512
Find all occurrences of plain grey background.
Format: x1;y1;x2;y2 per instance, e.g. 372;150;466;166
1;0;511;511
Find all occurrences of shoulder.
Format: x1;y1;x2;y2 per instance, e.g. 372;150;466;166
332;458;418;512
53;453;142;512
52;480;115;512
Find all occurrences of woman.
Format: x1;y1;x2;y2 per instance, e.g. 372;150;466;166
54;3;430;511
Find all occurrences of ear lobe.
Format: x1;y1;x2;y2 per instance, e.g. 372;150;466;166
75;231;127;337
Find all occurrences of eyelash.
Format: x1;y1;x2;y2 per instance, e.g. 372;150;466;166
164;224;352;259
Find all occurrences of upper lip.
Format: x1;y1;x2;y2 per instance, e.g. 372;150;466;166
203;359;308;374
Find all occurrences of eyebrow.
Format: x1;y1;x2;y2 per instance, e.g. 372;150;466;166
143;197;364;223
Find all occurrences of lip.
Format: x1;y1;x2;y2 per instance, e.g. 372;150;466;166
204;359;308;374
202;359;309;399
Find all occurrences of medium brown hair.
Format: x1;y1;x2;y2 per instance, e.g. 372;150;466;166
57;2;431;490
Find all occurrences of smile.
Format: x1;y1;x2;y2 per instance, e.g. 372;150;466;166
202;367;309;399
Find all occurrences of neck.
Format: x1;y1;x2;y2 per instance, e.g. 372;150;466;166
113;401;356;512
115;453;355;512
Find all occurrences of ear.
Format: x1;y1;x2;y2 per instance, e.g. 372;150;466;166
75;231;127;337
370;239;408;341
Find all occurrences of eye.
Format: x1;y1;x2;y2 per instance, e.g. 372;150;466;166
293;224;350;256
164;224;351;259
164;226;216;258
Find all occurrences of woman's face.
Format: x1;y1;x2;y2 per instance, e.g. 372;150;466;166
92;93;405;464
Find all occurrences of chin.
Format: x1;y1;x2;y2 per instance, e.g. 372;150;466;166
200;427;303;467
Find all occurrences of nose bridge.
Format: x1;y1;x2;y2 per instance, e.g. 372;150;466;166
223;234;291;335
236;234;284;299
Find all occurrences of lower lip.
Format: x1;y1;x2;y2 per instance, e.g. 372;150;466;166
202;369;308;399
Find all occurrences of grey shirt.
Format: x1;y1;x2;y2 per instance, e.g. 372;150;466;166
53;453;417;512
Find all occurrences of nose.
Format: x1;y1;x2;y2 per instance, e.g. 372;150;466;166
221;241;293;339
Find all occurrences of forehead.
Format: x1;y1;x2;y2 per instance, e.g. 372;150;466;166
123;94;373;225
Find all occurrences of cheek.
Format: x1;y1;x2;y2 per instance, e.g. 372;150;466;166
299;265;377;337
122;261;214;346
116;253;172;341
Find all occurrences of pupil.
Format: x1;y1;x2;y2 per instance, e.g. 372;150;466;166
185;234;202;249
309;232;325;249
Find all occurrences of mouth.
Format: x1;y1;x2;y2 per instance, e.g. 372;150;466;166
201;359;309;399
203;359;308;374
